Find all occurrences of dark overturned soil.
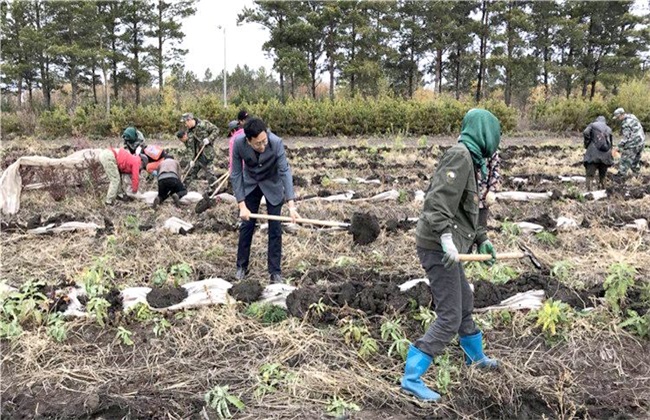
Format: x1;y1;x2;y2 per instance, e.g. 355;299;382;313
146;286;188;308
473;273;605;309
286;268;613;320
384;217;417;233
286;281;432;318
103;289;124;316
229;279;263;303
349;212;381;245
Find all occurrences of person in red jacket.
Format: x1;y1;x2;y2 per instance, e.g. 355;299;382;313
99;139;146;205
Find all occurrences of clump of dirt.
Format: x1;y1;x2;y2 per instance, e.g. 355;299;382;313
385;217;416;233
146;286;188;308
473;274;605;309
290;267;412;287
349;212;380;245
293;175;309;187
229;279;263;303
26;214;41;229
285;280;431;319
316;189;333;197
550;189;563;200
103;289;124;315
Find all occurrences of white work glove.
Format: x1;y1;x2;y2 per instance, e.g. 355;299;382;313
202;138;210;146
440;233;460;269
189;160;195;168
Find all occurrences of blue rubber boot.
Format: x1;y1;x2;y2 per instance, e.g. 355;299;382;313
459;331;499;368
400;344;441;402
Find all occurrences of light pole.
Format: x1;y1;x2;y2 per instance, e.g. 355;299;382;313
217;25;227;108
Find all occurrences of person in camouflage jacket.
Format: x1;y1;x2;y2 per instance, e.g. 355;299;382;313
613;107;645;177
179;112;220;187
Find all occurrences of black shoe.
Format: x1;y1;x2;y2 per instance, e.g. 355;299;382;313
270;274;283;284
152;196;160;209
171;193;181;207
235;267;247;281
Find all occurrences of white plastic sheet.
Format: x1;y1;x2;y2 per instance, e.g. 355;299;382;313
556;217;579;231
624;219;648;231
495;191;553;202
515;222;544;234
584;190;608;201
162;217;194;234
27;221;102;235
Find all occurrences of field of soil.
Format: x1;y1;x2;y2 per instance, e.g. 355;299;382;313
1;135;649;419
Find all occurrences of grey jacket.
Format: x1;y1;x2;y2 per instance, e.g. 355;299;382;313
230;131;295;206
158;158;181;181
583;117;614;166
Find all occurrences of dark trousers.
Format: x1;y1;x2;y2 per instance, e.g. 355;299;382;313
584;162;608;180
414;247;479;358
185;155;217;187
236;186;283;275
158;176;187;202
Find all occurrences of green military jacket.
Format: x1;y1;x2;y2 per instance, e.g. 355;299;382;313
186;118;219;161
416;144;488;253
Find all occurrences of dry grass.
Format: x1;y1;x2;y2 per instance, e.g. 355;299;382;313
1;138;649;419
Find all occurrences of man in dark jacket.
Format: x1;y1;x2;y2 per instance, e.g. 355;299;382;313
231;117;299;284
583;116;614;191
401;109;500;402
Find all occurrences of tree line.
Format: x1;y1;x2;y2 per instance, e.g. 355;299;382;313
1;0;197;110
239;0;649;105
1;1;649;114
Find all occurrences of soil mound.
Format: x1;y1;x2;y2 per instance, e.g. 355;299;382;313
286;280;431;318
385;218;416;233
229;279;263;303
473;274;605;309
146;286;188;308
349;212;380;245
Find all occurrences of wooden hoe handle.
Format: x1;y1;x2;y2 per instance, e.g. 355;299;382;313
458;252;526;262
249;213;350;228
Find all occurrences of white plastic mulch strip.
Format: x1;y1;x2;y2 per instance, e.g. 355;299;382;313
27;221;102;235
495;191;553;202
514;222;545;234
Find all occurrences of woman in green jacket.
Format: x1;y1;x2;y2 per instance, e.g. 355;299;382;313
401;109;501;402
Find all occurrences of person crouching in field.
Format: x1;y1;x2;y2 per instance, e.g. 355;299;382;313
402;109;500;402
152;158;187;209
582;116;614;191
98;146;146;205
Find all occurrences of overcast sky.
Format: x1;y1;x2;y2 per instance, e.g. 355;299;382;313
179;0;273;80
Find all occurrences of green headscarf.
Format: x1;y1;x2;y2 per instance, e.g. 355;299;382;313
458;109;501;178
122;127;138;142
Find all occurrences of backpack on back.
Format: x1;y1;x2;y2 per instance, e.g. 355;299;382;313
591;125;611;152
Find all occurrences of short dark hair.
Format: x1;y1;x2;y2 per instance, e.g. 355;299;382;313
244;117;267;139
176;130;186;139
237;109;248;121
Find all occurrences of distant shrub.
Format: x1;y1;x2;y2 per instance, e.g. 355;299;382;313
37;108;73;138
